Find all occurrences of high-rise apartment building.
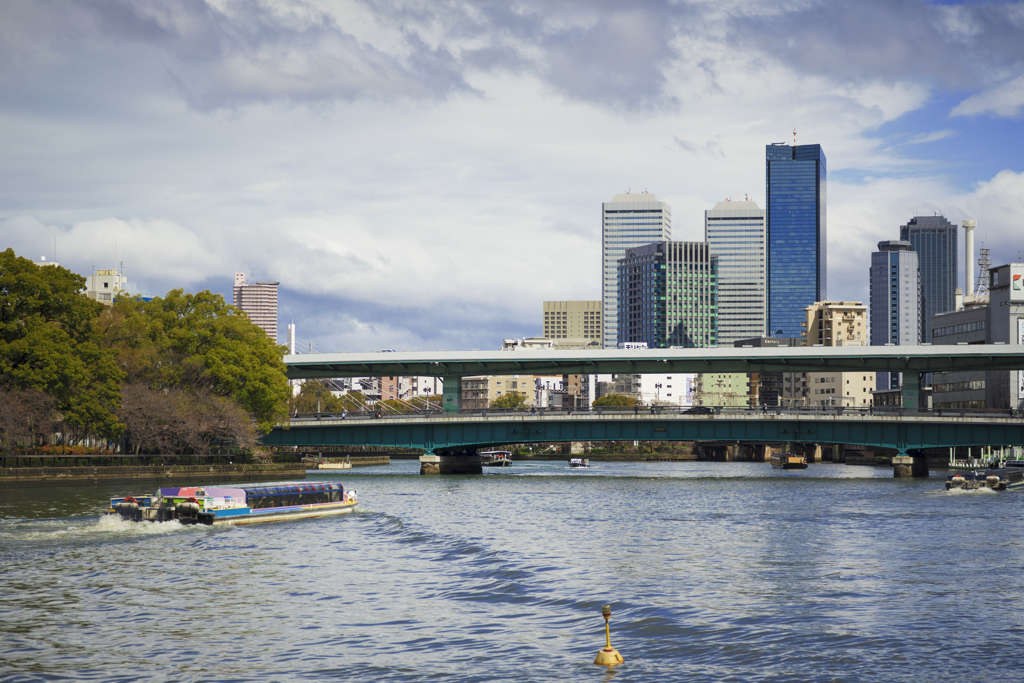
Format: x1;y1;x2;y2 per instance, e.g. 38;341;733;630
899;215;958;342
233;272;279;340
617;241;717;349
869;241;921;390
705;198;766;346
766;144;827;338
542;301;602;341
802;301;874;406
602;193;671;348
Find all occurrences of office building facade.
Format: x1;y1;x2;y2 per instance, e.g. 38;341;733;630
543;301;602;342
233;272;279;339
869;240;922;390
766;144;827;338
617;241;717;349
705;198;766;346
899;215;957;342
602;193;671;348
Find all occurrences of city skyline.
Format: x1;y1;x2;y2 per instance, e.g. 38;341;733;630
2;1;1023;352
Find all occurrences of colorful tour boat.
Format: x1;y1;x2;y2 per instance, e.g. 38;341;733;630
108;481;357;525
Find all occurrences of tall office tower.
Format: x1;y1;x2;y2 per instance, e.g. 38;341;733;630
766;143;827;337
542;301;602;341
617;241;717;349
899;215;958;342
869;241;921;390
705;198;766;346
233;272;279;339
602;192;671;348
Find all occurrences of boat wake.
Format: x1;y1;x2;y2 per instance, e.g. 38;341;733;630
0;514;190;543
944;486;997;495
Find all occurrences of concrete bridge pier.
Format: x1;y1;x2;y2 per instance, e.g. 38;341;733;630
419;452;483;475
892;452;929;478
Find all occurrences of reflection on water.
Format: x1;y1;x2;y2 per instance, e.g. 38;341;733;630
3;461;1023;682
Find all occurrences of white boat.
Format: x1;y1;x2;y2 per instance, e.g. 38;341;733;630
107;482;357;526
480;450;513;467
569;458;590;468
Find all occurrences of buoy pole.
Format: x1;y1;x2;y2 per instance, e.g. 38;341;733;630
594;604;624;666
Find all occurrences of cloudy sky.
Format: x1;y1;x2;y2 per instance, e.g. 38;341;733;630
2;0;1023;352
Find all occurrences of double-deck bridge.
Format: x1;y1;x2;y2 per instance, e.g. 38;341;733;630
269;346;1024;475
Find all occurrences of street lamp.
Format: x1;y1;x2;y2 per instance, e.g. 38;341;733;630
655;382;662;405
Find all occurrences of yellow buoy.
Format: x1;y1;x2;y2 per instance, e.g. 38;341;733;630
594;604;625;666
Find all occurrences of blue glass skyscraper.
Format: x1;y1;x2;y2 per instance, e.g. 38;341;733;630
765;144;826;338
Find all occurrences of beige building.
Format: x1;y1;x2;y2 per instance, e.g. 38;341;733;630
695;373;750;407
543;301;602;341
802;301;874;406
802;300;867;346
461;375;536;410
233;272;279;339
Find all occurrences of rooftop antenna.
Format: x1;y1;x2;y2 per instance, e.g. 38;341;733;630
974;245;991;303
793;128;797;145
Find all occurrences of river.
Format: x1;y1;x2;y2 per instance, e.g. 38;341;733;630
2;460;1023;682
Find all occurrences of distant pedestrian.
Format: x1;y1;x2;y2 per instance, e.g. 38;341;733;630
762;403;767;414
342;410;348;419
634;404;639;416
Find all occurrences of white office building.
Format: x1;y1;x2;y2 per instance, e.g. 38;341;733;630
602;192;671;348
705;198;766;346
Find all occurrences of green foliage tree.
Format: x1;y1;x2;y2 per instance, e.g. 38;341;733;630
491;391;528;410
290;380;349;414
0;249;124;440
103;289;290;432
592;393;638;408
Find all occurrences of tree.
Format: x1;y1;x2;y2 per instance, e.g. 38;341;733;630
0;389;55;454
289;380;348;414
593;393;638;408
0;250;124;441
491;391;528;410
103;290;290;432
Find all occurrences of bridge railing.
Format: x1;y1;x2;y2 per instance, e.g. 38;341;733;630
288;404;1024;422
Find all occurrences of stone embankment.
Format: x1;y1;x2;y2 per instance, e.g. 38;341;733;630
1;463;308;485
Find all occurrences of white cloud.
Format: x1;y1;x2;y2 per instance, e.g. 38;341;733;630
906;130;956;144
951;75;1024;118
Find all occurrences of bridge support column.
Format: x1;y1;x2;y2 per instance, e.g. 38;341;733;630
811;444;823;463
901;372;920;410
419;452;483;475
893;453;930;477
442;375;464;414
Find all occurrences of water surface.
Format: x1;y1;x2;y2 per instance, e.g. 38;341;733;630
2;461;1022;682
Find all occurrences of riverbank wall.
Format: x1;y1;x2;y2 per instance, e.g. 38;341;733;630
0;463;308;485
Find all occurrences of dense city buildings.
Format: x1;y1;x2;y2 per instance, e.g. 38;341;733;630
931;263;1024;410
542;301;602;341
601;193;671;348
899;215;958;342
617;241;717;349
233;272;279;339
765;144;827;338
732;336;805;407
869;240;922;390
705;198;766;346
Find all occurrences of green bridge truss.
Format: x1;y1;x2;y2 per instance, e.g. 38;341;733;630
263;413;1024;456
